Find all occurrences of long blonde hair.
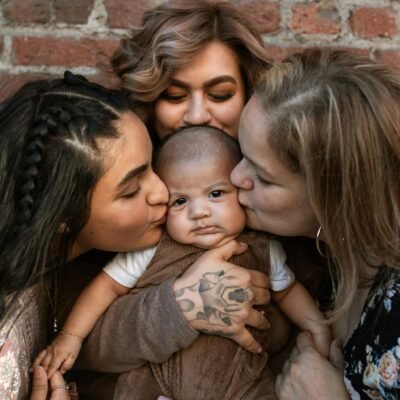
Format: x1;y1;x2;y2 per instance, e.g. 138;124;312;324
255;49;400;317
111;0;271;132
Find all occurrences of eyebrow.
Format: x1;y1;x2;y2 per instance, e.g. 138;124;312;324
169;75;237;89
116;164;148;189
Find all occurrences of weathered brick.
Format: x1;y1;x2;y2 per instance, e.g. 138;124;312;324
374;49;400;72
3;0;50;24
290;4;340;35
105;0;151;29
265;46;370;63
13;36;120;68
264;45;301;62
349;8;398;38
237;1;280;34
54;0;94;24
0;73;51;102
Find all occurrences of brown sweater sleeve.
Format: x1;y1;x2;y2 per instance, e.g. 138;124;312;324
76;279;199;373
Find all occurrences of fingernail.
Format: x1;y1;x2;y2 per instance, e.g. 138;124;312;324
256;346;263;354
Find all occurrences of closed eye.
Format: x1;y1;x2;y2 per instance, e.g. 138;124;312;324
255;174;272;185
208;92;234;102
121;187;141;199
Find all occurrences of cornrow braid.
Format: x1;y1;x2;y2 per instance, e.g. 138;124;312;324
0;71;130;321
16;105;76;230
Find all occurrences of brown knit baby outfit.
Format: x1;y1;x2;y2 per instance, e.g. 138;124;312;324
114;230;293;400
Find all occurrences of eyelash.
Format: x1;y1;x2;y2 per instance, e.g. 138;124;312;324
121;187;141;199
255;175;272;185
161;94;185;103
209;93;234;102
161;92;234;103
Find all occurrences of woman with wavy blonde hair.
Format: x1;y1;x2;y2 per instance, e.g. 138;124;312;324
110;0;271;142
231;49;400;399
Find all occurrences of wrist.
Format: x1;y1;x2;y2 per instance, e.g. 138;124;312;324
59;329;84;343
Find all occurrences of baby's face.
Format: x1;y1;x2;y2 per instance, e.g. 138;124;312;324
161;160;246;249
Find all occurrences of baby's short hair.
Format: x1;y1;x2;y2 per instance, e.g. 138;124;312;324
154;125;241;174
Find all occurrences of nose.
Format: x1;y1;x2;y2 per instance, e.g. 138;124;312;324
230;159;254;190
188;198;211;219
183;95;212;126
147;171;169;206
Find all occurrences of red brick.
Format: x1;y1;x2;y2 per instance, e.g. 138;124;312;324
374;49;400;72
237;1;280;34
264;45;301;62
265;46;370;63
349;8;398;38
290;4;340;35
54;0;94;24
13;37;120;68
3;0;50;24
0;73;52;102
105;0;150;29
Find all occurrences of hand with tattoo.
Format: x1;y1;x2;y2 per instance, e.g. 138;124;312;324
173;240;270;353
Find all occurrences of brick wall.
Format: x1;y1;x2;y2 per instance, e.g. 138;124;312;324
1;0;399;101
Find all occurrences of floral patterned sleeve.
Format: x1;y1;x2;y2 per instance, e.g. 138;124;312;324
344;268;400;400
0;286;48;400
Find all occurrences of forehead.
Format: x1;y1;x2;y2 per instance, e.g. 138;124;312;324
239;96;268;150
98;112;151;179
161;158;234;190
171;41;241;82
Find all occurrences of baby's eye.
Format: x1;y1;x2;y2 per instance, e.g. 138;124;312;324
208;190;222;198
172;197;187;206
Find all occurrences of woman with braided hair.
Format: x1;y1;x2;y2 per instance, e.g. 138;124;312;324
0;71;166;399
0;71;269;398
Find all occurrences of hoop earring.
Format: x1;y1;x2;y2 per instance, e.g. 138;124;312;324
316;226;326;257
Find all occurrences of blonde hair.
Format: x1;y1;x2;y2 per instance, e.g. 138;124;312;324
111;0;271;129
255;49;400;318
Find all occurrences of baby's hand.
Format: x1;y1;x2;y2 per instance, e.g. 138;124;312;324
31;331;83;379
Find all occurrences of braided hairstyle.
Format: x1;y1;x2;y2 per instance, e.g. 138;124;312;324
0;71;129;319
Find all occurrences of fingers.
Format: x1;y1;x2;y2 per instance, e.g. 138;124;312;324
49;371;71;400
330;338;344;370
248;269;269;289
296;331;315;352
207;240;248;261
233;328;263;354
31;349;47;372
30;366;48;400
251;286;270;305
246;308;270;330
30;365;71;400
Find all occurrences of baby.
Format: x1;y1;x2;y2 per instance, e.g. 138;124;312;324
34;126;330;399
